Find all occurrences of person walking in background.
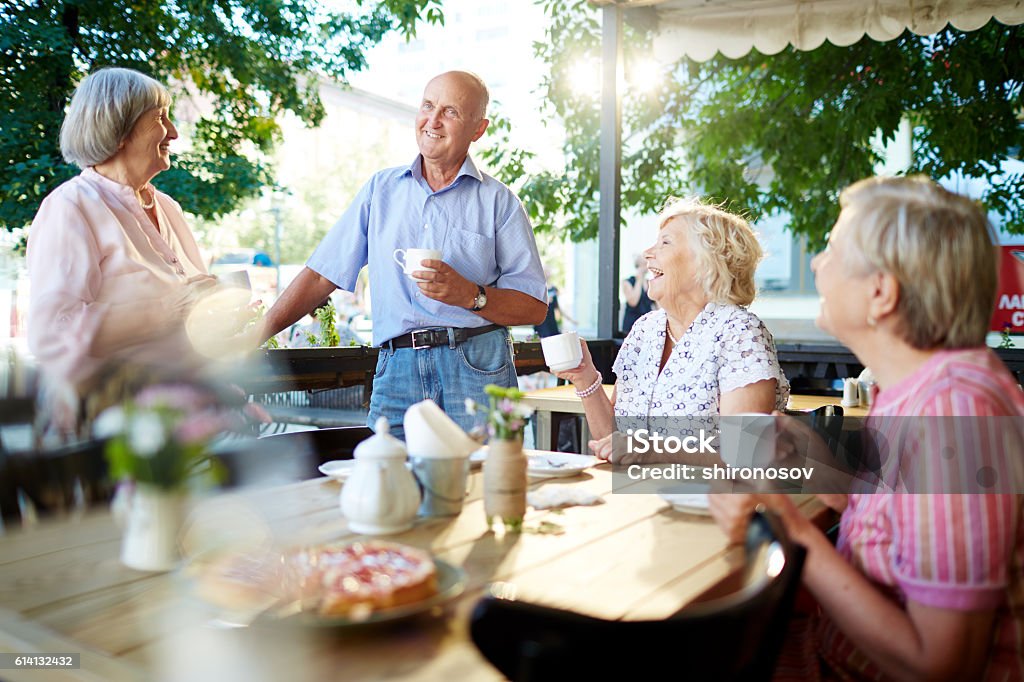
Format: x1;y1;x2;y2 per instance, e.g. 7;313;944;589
621;254;653;335
534;265;576;338
257;71;547;437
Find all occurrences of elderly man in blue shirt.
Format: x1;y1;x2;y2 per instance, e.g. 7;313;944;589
260;71;548;437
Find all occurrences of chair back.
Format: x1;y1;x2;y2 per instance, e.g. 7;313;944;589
0;439;111;523
470;510;806;682
783;404;844;455
215;426;373;487
258;426;372;463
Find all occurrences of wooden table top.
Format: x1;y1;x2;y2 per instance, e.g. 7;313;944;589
0;460;828;681
523;385;869;418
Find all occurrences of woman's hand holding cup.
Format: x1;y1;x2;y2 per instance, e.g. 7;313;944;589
551;338;599;391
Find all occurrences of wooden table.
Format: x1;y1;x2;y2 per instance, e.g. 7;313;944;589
522;385;868;451
0;462;829;681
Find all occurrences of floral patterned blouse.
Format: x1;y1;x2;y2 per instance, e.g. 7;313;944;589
612;304;789;421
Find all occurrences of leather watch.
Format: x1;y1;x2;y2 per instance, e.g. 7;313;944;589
470;285;487;312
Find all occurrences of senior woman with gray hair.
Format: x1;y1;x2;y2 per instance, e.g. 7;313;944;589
556;197;789;459
27;67;217;399
711;176;1024;680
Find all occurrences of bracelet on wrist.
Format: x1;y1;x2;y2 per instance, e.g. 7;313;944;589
574;375;603;398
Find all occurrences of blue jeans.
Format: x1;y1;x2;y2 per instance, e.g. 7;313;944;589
368;328;517;440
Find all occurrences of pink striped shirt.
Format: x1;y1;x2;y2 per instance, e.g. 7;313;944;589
820;348;1024;680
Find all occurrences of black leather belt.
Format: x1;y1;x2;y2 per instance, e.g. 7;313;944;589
383;324;504;351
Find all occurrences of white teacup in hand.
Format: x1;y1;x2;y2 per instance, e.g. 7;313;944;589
393;248;441;282
541;331;584;372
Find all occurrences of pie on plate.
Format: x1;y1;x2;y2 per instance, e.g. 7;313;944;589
196;540;446;622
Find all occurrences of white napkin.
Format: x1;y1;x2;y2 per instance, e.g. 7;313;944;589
404;399;478;458
527;485;603;510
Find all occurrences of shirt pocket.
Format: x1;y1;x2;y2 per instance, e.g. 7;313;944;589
444;227;496;286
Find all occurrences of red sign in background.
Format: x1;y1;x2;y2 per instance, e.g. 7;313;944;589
991;246;1024;333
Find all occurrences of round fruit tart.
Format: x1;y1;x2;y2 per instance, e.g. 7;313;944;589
198;540;438;619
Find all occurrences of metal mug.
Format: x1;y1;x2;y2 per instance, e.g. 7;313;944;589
409;457;471;517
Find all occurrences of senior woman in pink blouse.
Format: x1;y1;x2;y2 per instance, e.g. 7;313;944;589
27;67;216;397
711;177;1024;680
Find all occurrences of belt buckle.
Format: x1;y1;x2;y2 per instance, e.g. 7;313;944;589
411;329;432;350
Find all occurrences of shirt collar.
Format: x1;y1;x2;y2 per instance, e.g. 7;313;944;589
405;154;483;186
81;166;147;202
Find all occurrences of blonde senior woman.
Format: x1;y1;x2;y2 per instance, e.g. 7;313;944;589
556;197;789;459
710;177;1024;680
27;68;218;401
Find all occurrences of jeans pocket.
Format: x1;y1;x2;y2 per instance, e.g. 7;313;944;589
457;333;511;375
373;348;392;379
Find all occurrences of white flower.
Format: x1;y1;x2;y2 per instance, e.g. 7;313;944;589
513;404;534;419
92;406;126;439
465;398;477;415
128;411;166;457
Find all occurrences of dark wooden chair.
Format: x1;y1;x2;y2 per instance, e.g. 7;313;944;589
469;510;807;682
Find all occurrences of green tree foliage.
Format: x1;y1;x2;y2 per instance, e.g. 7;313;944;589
488;1;1023;248
0;0;443;237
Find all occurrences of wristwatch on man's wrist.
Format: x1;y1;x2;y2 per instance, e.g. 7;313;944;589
470;285;487;312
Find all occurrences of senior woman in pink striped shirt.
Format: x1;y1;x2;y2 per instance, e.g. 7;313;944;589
27;68;218;402
712;176;1024;680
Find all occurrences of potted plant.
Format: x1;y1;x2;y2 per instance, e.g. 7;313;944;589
467;385;534;532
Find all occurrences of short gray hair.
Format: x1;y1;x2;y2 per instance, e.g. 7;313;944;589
839;176;998;349
60;67;171;168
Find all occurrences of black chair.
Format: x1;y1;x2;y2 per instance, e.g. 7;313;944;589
214;426;373;486
783;404;844;455
0;439;111;522
257;426;372;463
470;510;807;682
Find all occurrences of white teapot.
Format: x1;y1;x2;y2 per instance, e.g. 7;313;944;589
340;417;420;535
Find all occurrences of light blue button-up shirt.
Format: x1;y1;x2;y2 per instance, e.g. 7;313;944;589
307;155;547;346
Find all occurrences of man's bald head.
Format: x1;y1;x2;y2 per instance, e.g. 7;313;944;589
428;71;489;121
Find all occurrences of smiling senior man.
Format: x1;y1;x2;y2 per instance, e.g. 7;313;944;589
259;71;547;438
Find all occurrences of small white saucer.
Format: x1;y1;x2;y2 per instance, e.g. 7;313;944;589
318;460;355;482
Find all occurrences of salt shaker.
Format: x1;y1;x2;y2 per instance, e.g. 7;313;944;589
841;378;860;407
857;368;876;408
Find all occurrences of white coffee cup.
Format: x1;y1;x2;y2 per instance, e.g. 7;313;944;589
218;270;251;291
393;248;441;282
541;331;584;372
717;413;776;468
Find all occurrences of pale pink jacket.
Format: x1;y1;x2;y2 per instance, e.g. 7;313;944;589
27;168;207;391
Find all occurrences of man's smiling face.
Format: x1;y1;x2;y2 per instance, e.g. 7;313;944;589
415;72;488;169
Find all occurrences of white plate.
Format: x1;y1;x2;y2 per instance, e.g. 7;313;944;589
318;460;355;481
526;451;596;478
469;449;596;478
658;493;711;516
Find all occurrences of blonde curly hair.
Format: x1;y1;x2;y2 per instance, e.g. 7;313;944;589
658;197;763;307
